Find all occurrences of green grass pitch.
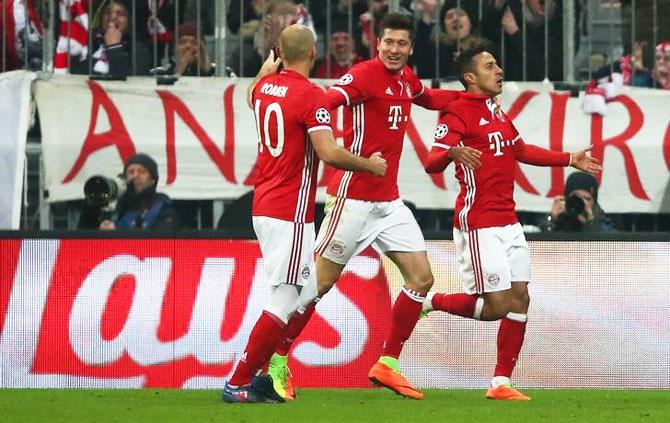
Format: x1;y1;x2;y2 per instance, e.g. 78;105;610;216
1;388;668;422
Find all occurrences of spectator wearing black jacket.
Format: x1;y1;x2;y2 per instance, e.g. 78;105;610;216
99;153;180;231
70;0;152;77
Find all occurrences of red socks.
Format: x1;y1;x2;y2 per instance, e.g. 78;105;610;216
430;293;479;318
383;287;425;358
494;315;527;378
275;303;316;356
228;311;287;387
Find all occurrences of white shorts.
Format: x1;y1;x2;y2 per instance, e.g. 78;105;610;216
315;196;426;265
453;223;531;295
253;216;316;287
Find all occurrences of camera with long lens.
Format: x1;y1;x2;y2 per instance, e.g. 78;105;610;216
564;194;586;218
552;194;587;231
83;175;127;207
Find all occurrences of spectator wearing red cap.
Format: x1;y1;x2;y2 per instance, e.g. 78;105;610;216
168;22;214;76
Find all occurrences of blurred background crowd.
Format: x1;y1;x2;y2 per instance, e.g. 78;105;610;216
3;0;669;233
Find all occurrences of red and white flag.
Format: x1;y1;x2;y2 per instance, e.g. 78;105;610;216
53;0;89;74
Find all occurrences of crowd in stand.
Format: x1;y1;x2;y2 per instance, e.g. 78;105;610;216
2;1;669;232
1;0;668;87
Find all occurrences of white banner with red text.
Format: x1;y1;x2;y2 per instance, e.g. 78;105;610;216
0;71;35;229
0;238;667;389
32;75;670;212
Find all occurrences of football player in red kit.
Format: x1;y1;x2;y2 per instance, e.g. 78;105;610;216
222;24;387;404
422;46;602;400
270;12;462;401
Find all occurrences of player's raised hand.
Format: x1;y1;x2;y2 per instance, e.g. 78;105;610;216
448;146;482;170
570;146;602;174
368;152;387;176
259;49;282;78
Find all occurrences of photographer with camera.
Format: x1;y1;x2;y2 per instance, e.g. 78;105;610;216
541;172;614;232
78;153;179;231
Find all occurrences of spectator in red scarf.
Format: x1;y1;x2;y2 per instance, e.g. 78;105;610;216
0;0;43;72
70;0;151;77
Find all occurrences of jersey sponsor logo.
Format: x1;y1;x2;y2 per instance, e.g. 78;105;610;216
488;131;518;157
315;108;331;124
434;124;448;139
479;117;489;126
387;105;405;130
337;73;353;85
260;82;288;98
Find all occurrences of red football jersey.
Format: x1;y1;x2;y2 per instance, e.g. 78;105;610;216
251;69;332;223
433;93;531;230
325;57;426;201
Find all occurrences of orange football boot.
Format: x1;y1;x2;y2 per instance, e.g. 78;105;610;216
368;361;424;400
486;384;531;401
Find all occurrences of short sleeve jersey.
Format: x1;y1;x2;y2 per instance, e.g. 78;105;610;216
251;69;332;223
433;93;524;231
326;57;426;201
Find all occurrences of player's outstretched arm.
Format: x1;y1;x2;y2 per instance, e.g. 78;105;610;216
515;141;602;175
413;88;460;111
310;130;387;176
246;50;282;108
515;140;571;167
569;146;602;174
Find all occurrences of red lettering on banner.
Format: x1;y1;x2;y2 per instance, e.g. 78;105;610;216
507;91;540;195
546;92;570;197
406;118;446;190
663;123;670;172
62;81;136;183
101;275;135;341
590;95;649;200
158;85;237;185
5;239;389;388
0;240;20;334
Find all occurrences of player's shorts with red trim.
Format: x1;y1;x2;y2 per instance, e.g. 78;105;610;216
253;216;316;287
315;196;426;265
453;222;530;295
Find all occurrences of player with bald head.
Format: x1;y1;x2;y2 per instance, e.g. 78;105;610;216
223;24;388;404
278;24;315;63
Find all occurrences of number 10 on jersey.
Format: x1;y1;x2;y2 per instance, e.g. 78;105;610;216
254;100;285;157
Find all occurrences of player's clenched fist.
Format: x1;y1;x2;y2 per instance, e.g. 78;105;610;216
447;146;482;170
368;152;388;176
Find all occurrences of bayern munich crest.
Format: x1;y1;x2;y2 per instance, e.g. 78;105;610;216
434;124;448;139
315;108;331;124
337;73;353;85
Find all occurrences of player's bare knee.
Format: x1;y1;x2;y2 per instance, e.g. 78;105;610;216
411;272;434;293
510;282;530;312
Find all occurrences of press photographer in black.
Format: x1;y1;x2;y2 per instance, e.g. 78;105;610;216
541;172;614;232
78;153;179;230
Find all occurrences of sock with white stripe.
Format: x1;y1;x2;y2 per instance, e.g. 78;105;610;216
275;301;317;356
493;312;528;381
426;292;483;320
382;286;425;358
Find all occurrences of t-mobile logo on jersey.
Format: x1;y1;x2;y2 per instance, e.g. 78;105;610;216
487;131;517;157
388;105;406;130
